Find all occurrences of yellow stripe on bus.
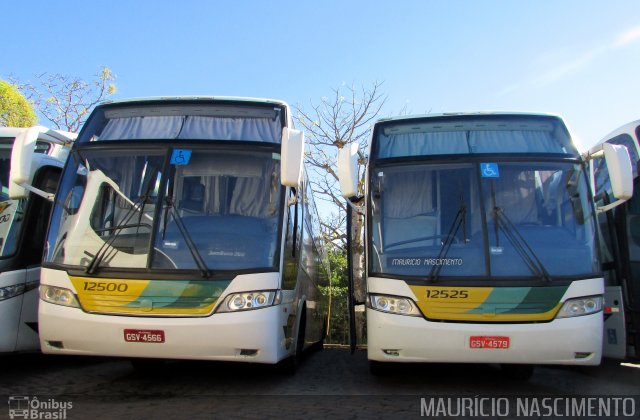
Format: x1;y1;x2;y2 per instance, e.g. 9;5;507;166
409;285;561;322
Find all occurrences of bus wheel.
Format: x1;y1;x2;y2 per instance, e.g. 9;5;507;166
279;310;306;375
369;360;390;376
500;364;534;381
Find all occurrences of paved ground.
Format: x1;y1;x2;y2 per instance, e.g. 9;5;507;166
1;347;639;419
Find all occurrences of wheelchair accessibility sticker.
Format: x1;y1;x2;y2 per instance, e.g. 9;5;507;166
170;149;192;166
480;163;500;178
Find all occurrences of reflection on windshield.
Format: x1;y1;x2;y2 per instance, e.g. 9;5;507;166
46;148;282;272
370;162;598;279
0;142;12;201
0;142;24;257
370;163;483;277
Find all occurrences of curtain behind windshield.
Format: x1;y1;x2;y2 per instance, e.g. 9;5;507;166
152;150;281;271
370;164;484;277
483;163;597;277
99;116;281;143
377;130;571;158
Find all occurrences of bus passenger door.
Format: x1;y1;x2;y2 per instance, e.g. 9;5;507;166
622;178;640;359
14;267;40;351
603;286;627;359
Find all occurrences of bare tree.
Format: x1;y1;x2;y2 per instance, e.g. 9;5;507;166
295;81;386;345
295;82;385;245
12;66;116;132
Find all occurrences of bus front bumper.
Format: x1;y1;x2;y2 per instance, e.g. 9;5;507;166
39;302;291;364
367;308;602;365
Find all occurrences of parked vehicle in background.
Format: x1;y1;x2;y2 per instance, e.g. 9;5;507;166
0;126;75;353
589;119;640;360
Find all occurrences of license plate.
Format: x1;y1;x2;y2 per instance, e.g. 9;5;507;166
469;336;510;349
124;329;165;343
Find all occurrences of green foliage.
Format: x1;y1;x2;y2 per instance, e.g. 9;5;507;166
0;80;37;127
320;246;350;344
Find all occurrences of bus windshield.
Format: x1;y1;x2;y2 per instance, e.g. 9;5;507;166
369;160;598;279
46;146;283;273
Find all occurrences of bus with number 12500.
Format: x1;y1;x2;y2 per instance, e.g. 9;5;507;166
10;97;330;370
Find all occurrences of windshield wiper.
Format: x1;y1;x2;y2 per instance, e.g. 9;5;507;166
85;194;149;274
492;207;551;282
490;184;551;282
428;198;466;282
164;196;211;278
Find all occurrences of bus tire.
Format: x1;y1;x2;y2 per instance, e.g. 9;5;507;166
278;308;306;375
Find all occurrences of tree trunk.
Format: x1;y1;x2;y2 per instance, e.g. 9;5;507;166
350;206;367;345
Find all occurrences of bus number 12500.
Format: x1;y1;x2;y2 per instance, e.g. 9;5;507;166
83;282;128;293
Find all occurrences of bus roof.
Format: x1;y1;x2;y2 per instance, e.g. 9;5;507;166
0;127;26;138
375;111;562;124
0;127;76;143
597;119;640;145
95;96;290;109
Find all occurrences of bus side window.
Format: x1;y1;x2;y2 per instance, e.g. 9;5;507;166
593;155;612;203
626;177;640;248
283;188;302;290
24;167;61;266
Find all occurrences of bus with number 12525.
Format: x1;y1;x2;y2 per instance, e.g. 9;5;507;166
338;112;632;377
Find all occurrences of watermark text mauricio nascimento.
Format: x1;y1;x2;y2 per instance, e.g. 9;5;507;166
389;257;463;267
420;396;636;418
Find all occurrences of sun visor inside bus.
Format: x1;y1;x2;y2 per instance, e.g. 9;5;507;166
177;153;263;178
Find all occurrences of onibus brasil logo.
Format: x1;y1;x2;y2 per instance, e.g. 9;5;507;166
8;396;72;419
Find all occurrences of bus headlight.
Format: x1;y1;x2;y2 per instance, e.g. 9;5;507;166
369;294;421;316
0;284;26;301
556;296;603;318
40;285;80;308
217;290;281;312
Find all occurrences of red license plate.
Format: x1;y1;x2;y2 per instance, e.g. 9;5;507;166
124;329;165;343
469;336;510;349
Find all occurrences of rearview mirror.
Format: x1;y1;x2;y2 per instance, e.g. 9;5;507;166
604;143;633;201
584;142;634;213
9;126;48;199
338;143;359;198
280;127;305;187
9;126;76;200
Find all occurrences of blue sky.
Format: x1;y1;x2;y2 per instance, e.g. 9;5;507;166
2;0;639;149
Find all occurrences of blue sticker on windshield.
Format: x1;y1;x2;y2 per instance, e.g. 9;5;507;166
480;163;499;178
170;149;192;165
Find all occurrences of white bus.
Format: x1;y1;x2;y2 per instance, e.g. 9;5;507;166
338;112;632;378
589;119;640;360
0;126;75;353
11;97;330;370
